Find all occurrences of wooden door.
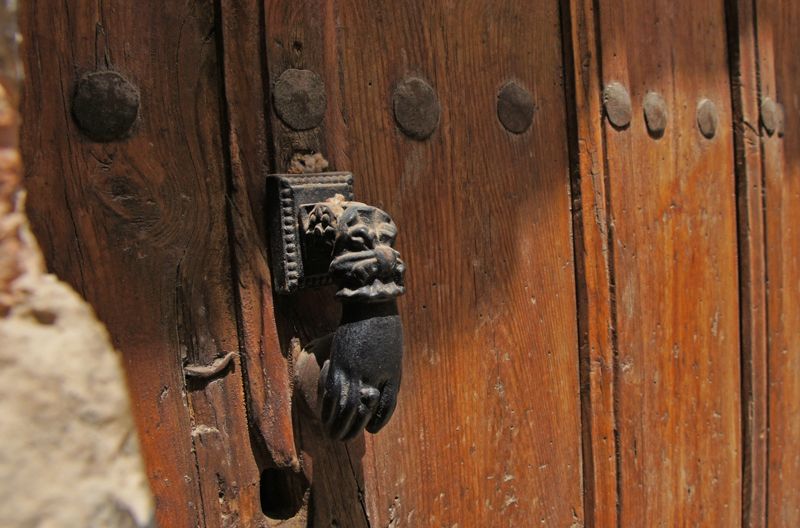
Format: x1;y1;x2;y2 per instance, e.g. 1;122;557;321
260;2;583;525
18;0;800;526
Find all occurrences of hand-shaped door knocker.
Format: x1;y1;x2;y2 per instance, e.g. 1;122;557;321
266;172;405;440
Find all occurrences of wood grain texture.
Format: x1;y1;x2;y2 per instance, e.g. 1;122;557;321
727;0;769;525
268;1;585;526
261;2;373;526
564;0;619;525
21;0;795;525
757;0;800;524
261;0;584;526
595;0;742;525
20;2;262;526
217;0;300;471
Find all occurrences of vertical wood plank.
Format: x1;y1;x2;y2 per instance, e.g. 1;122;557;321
564;0;619;525
263;1;584;526
595;0;742;525
20;2;262;526
261;2;372;526
727;0;768;524
335;2;583;526
217;0;300;470
758;0;800;524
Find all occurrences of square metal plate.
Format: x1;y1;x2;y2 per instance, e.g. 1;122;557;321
265;172;354;294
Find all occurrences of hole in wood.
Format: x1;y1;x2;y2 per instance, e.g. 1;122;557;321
259;467;309;520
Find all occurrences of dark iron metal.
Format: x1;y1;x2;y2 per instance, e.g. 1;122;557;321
267;172;405;440
72;70;139;142
392;76;440;140
272;69;327;131
266;172;354;293
603;81;632;129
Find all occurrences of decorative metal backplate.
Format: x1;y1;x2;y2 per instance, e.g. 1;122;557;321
266;172;354;294
267;170;406;440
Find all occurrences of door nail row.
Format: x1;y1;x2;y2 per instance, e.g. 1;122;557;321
69;67;786;145
603;81;785;140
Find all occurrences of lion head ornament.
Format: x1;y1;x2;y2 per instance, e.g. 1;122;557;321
306;195;406;302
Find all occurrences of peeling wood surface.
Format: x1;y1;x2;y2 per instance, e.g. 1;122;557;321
217;0;300;472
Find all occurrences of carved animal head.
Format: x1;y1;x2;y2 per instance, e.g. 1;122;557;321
326;202;405;302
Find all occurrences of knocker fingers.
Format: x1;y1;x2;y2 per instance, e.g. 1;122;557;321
328;389;360;440
321;369;366;440
321;367;385;440
366;381;399;434
341;385;381;441
321;365;344;431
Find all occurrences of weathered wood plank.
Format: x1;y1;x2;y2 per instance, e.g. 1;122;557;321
727;0;769;524
595;0;742;525
218;0;300;472
564;0;619;524
261;2;371;526
263;0;584;526
758;0;800;524
329;2;583;526
20;2;261;526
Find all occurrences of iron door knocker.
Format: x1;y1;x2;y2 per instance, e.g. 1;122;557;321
267;172;405;440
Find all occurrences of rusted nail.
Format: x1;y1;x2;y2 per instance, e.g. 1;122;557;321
696;98;718;139
603;81;632;129
72;70;139;142
184;352;236;379
643;91;668;138
392;76;440;140
761;97;778;136
273;69;327;131
497;81;535;134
